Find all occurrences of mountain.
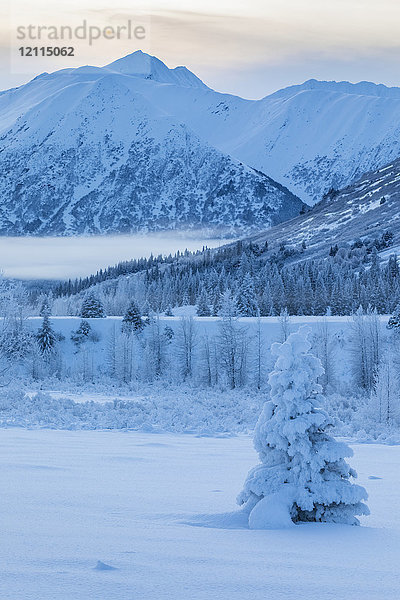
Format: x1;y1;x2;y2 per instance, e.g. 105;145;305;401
245;157;400;261
3;52;400;237
0;51;303;236
182;78;400;205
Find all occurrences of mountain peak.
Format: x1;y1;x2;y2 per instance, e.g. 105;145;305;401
106;50;166;75
273;78;400;99
105;51;208;89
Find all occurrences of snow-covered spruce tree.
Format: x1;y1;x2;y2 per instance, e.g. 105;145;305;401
39;293;52;317
181;292;190;307
237;326;369;527
197;288;211;317
36;314;57;355
387;305;400;331
122;300;145;333
165;305;174;317
81;292;106;318
71;319;92;347
236;273;259;316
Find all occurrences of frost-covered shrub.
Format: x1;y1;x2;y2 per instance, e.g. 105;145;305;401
0;386;264;433
238;326;369;526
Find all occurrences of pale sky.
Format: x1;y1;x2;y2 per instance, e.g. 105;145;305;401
3;0;400;98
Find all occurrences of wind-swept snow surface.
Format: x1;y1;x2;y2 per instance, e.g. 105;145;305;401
0;430;398;600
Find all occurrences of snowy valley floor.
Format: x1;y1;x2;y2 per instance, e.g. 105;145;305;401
0;430;399;600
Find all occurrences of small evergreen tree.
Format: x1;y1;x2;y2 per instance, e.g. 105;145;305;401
71;320;92;346
122;300;145;333
387;305;400;330
181;292;190;307
39;294;52;317
212;293;221;317
238;327;369;527
196;289;211;317
218;289;238;319
165;305;174;317
36;314;56;355
81;292;105;318
164;325;174;342
236;273;259;316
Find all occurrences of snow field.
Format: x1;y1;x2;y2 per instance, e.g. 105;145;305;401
0;430;399;600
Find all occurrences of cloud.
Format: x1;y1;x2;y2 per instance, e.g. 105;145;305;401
0;233;231;280
3;1;400;97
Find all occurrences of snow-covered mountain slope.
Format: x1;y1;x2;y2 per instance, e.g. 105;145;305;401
3;51;400;237
247;158;400;260
111;69;400;205
230;80;400;204
0;52;303;236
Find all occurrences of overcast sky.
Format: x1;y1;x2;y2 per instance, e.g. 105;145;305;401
2;0;400;98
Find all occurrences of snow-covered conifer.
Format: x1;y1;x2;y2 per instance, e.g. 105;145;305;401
165;305;174;317
181;292;190;307
387;305;400;330
164;325;174;342
71;319;92;346
238;326;369;527
236;273;258;316
0;319;32;361
219;289;238;319
122;300;145;333
39;293;52;317
36;314;57;355
212;293;221;317
81;292;105;318
196;289;211;317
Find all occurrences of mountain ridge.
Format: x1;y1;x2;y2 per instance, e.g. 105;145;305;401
2;52;400;235
268;78;400;99
243;156;400;262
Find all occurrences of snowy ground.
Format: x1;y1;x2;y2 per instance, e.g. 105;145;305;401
0;430;399;600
